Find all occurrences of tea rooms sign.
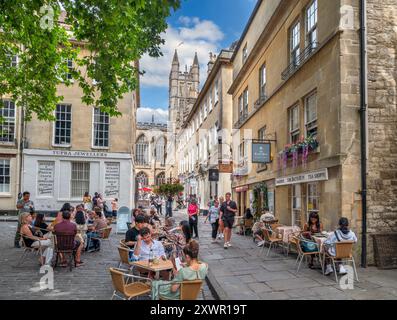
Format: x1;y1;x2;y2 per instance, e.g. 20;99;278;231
275;168;328;186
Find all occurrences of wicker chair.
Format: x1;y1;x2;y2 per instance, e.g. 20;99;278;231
242;219;254;236
119;239;130;249
92;227;112;248
322;241;359;283
260;228;283;257
294;236;322;274
158;280;203;300
17;234;43;267
53;233;77;271
117;246;135;269
109;267;152;300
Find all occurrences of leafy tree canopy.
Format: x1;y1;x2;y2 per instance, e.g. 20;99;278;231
0;0;180;121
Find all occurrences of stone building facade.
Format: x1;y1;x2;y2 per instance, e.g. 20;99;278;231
176;50;234;206
135;121;167;201
228;0;396;263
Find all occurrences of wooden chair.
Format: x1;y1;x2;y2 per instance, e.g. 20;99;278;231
294;236;322;274
260;228;283;257
242;218;254;236
286;231;302;256
159;280;203;300
109;267;152;300
119;239;130;249
17;234;43;267
53;233;77;271
92;227;112;248
117;246;134;269
322;241;359;283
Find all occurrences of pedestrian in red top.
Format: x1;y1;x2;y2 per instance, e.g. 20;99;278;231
187;198;199;239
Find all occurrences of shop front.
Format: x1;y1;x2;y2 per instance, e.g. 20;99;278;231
275;168;332;228
250;180;275;218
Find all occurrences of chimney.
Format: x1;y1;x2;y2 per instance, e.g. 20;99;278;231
207;52;216;75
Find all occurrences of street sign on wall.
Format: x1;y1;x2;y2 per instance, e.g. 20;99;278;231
252;142;271;164
218;161;233;173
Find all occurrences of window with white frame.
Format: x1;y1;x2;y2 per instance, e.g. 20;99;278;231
291;184;302;227
156;136;166;166
259;64;267;98
238;141;245;164
136;171;148;187
0;159;10;193
307;182;320;216
290;21;301;66
54;104;72;146
242;43;248;63
214;80;219;104
258;126;266;169
306;0;318;50
238;95;244;120
243;87;249;116
64;59;73;81
6;54;18;67
71;162;90;198
93;108;109;147
209;93;213;112
289;105;300;143
0;100;16;143
305;92;317;138
204;101;208;118
136;135;149;165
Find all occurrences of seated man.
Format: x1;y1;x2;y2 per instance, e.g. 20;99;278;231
125;214;145;261
54;210;84;267
86;210;108;252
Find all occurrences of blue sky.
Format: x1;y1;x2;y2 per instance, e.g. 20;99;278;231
138;0;257;123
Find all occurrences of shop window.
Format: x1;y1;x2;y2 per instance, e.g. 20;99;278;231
307;182;320;215
291;184;302;227
71;162;90;198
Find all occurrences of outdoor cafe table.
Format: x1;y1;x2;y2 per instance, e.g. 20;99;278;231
276;226;301;244
132;259;174;280
312;232;333;252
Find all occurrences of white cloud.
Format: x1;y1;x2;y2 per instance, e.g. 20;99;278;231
140;17;224;90
137;107;168;123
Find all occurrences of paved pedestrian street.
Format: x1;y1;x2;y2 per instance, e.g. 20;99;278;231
171;210;397;300
0;220;214;300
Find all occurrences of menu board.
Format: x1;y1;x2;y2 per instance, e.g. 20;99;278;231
37;161;55;196
104;162;120;198
116;206;131;234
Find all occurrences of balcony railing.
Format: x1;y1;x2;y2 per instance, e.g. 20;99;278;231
233;112;249;129
281;42;320;80
254;94;268;110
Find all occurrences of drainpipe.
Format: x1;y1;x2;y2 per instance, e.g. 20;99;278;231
359;0;368;268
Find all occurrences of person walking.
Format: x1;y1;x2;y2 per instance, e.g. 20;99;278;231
15;191;35;248
220;192;238;249
205;200;220;243
217;196;225;240
187;198;200;239
166;194;173;218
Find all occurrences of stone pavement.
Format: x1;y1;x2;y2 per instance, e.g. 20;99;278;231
0;220;214;300
171;209;397;300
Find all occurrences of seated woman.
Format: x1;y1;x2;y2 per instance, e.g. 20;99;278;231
151;240;208;300
302;212;324;268
74;211;88;249
20;213;53;265
324;217;357;275
165;220;192;258
33;213;50;236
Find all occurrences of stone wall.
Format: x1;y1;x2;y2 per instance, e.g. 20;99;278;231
366;0;397;264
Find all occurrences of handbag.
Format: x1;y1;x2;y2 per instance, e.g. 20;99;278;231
300;235;318;252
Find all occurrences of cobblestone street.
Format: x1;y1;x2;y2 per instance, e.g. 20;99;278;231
0;219;214;300
171;209;397;300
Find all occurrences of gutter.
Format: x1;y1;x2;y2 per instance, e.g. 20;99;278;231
359;0;368;268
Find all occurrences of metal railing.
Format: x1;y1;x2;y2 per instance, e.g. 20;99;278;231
254;94;268;110
233;112;249;129
281;42;320;80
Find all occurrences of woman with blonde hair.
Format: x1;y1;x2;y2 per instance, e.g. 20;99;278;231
20;212;53;265
217;196;225;240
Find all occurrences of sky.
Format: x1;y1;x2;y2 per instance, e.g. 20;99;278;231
137;0;257;123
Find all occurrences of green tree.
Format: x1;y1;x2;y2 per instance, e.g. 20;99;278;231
154;183;184;197
0;0;180;121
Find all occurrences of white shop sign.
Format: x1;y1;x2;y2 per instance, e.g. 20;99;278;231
104;162;120;198
37;161;55;197
276;168;328;186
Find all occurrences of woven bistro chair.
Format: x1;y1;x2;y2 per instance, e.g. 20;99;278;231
242;218;254;236
109;267;152;300
117;246;135;269
322;241;359;283
119;239;130;249
17;234;44;267
92;227;112;248
294;236;322;274
260;228;283;257
158;280;203;300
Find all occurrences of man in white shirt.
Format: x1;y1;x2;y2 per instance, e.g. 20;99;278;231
133;227;166;261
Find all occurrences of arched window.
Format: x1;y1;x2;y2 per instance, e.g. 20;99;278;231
136;135;149;165
156;172;166;186
155;136;166;166
136;171;149;188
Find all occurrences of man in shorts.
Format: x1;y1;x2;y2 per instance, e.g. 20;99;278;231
220;192;238;249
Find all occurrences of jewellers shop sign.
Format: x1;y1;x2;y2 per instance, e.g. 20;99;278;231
52;150;108;158
276;168;328;186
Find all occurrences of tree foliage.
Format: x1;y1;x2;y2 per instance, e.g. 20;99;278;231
154;183;184;196
0;0;180;121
